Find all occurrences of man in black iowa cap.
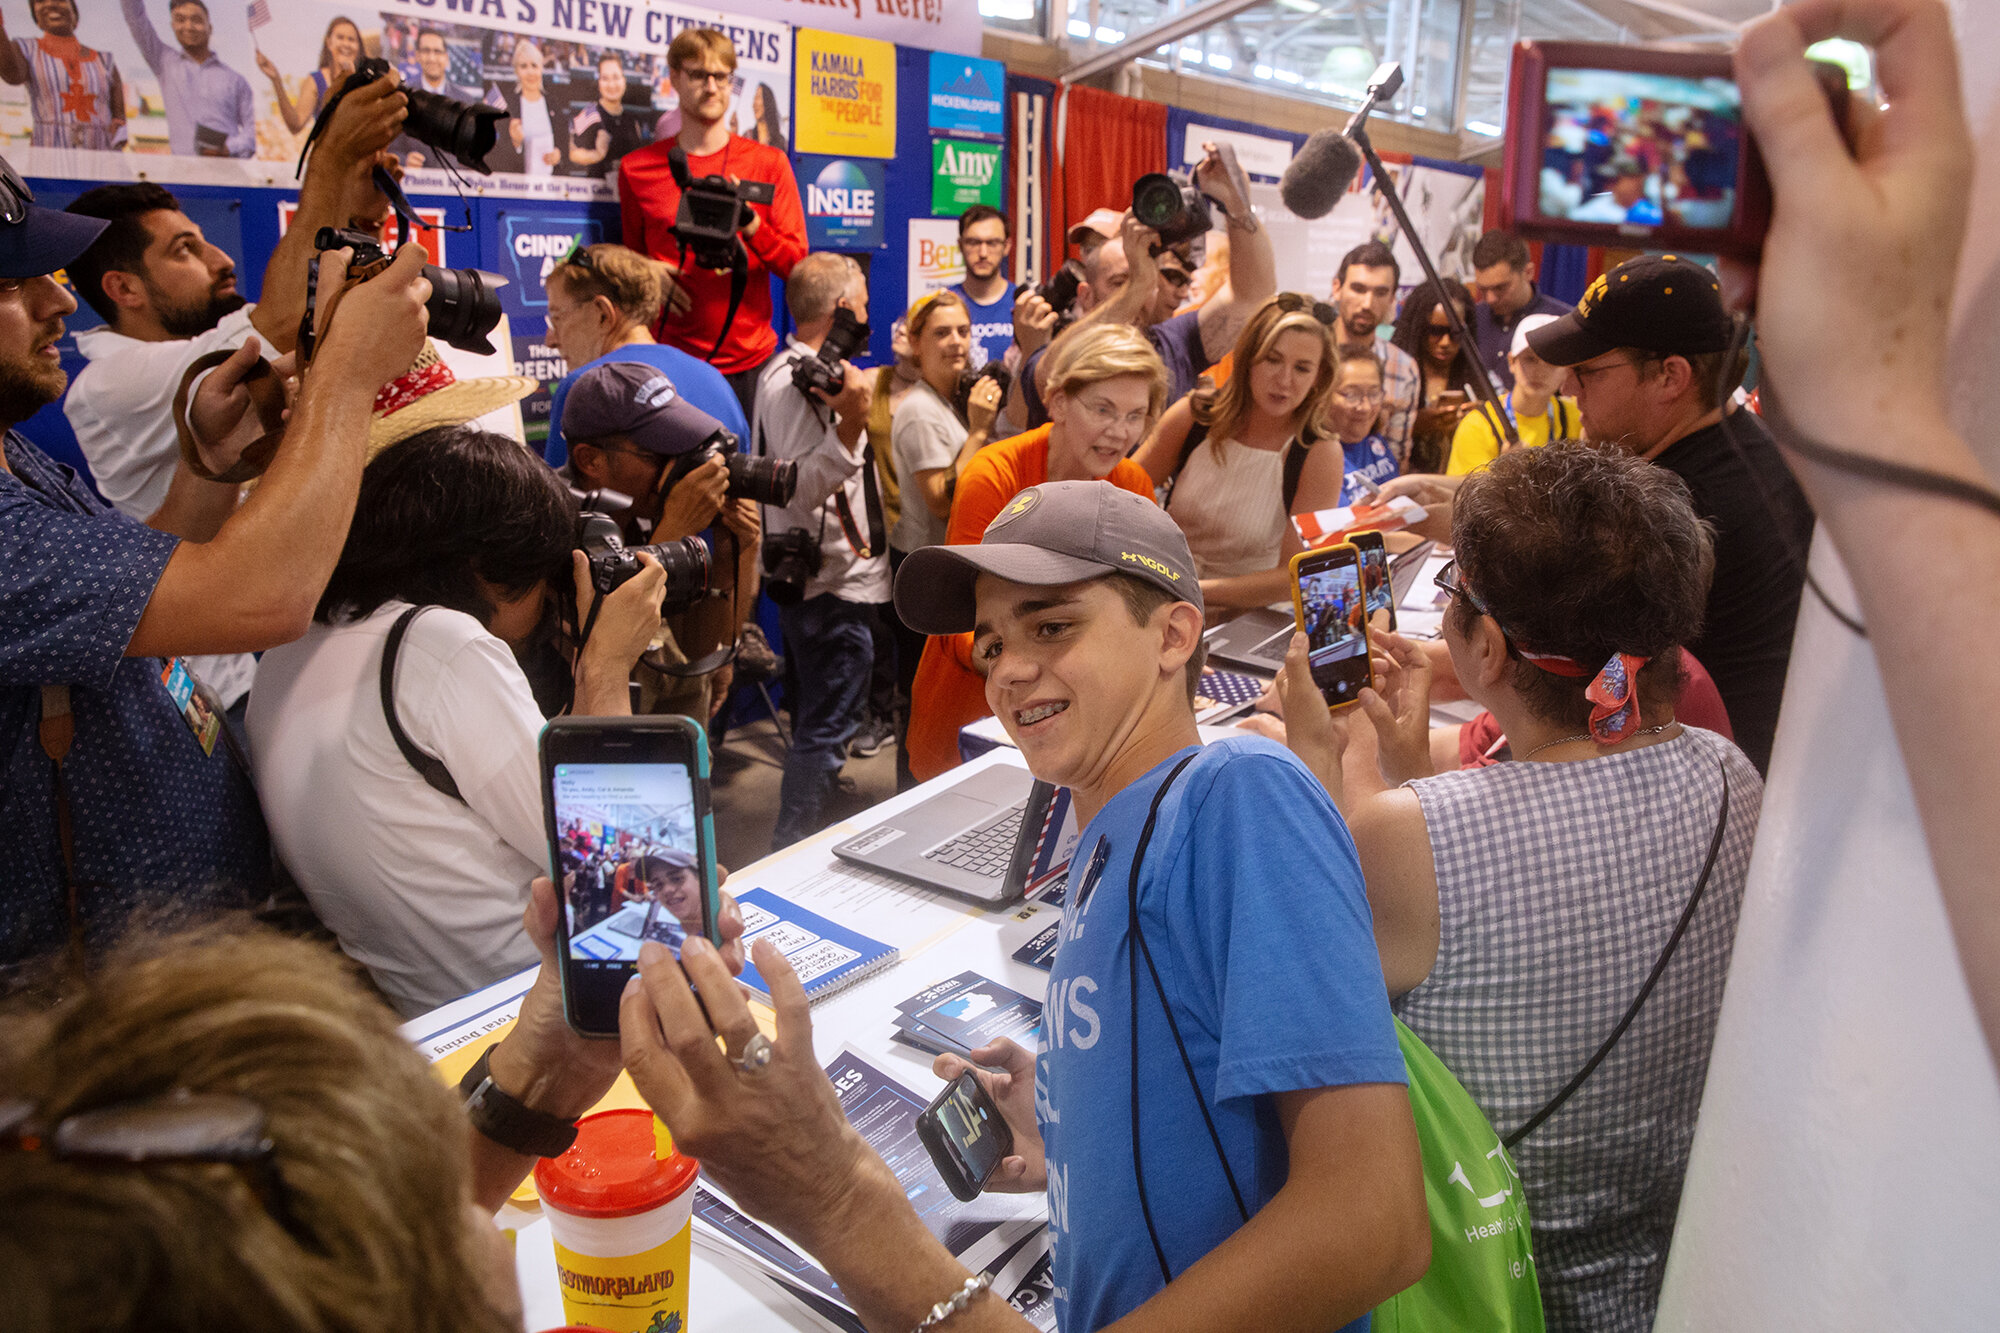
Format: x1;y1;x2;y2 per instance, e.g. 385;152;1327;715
0;153;434;970
1527;253;1814;774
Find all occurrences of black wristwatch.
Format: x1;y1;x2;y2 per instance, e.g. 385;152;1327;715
459;1044;580;1158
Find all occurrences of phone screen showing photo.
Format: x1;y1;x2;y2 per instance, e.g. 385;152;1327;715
1297;555;1371;705
1539;67;1743;233
938;1074;1006;1185
1355;540;1392;621
551;760;706;975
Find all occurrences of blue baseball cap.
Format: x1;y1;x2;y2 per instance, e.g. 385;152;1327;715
0;158;107;280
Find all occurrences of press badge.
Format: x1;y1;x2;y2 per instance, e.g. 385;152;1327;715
160;657;221;756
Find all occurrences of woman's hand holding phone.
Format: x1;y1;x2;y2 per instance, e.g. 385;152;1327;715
1359;631;1438;787
930;1038;1046;1192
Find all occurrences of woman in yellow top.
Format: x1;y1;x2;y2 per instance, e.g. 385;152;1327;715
1447;312;1581;475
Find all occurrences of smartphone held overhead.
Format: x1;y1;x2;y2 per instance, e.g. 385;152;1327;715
541;716;722;1038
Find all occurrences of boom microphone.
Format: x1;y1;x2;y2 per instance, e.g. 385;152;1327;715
1278;129;1363;220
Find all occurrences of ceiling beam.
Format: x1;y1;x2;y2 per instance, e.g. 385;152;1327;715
1061;0;1275;82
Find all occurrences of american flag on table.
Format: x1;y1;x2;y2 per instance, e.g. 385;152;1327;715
246;0;273;32
1196;668;1265;720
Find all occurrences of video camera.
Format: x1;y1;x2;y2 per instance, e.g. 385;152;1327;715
790;306;871;402
667;145;776;272
300;226;505;359
1131;171;1213;250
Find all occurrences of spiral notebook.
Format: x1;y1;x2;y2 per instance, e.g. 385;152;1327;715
732;888;900;1005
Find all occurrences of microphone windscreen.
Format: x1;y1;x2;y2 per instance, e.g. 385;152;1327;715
1278;130;1363;220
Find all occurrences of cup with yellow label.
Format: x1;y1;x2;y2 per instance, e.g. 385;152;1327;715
534;1108;699;1333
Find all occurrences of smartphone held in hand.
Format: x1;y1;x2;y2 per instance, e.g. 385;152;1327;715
541;715;722;1038
917;1071;1015;1202
1290;544;1373;711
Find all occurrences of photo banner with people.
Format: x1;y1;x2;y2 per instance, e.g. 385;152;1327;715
0;0;791;201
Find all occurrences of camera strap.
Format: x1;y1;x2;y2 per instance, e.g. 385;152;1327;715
831;459;882;559
171;349;288;485
380;606;467;805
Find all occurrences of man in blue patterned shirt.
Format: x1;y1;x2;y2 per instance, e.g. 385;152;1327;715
0;159;435;972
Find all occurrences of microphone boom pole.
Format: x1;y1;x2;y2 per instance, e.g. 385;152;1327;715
1347;64;1519;450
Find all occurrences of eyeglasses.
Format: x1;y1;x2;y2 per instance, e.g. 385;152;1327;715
559;234;596;271
676;67;733;86
2;1089;308;1242
1158;268;1192;289
1570;355;1655;388
960;237;1007;252
0;157;32;227
1274;291;1338;326
1335;386;1385;406
1433;559;1490;616
1075;396;1150;434
1425;324;1458;341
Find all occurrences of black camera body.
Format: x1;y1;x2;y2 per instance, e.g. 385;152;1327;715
1036;260;1084;319
790;307;871;402
668;146;777;271
760;528;824;606
302;226;505;357
576;511;711;610
1132;172;1213;250
953;361;1012;426
661;428;799;509
340;56;507;173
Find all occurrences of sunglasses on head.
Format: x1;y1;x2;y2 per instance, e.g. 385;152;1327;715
1274;291;1338;326
558;234;596;272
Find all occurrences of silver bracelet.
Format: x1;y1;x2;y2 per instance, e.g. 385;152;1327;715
910;1273;992;1333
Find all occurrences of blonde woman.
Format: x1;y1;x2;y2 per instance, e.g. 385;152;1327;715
904;323;1166;779
1136;292;1347;612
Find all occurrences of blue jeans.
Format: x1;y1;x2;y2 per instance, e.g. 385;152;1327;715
774;594;876;849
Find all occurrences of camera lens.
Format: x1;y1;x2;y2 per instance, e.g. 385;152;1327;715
632;536;712;610
1132;174;1186;230
403;89;507;175
421;264;505;356
726;452;797;508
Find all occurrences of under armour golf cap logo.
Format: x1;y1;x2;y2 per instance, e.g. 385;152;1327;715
1121;551;1182;581
987;486;1042;532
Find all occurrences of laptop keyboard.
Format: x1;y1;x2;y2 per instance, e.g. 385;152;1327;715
924;805;1026;878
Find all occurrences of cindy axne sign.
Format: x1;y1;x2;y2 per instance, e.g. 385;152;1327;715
928;52;1004;139
800;155;885;250
502;215;603;316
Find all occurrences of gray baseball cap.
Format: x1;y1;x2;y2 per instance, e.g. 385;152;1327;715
894;481;1201;635
561;360;729;456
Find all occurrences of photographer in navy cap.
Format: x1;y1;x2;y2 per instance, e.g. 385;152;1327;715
562;359;761;723
1527;253;1813;774
0;155;434;973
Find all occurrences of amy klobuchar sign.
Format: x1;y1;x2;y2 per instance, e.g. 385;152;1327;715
799;155;886;250
928;52;1005;139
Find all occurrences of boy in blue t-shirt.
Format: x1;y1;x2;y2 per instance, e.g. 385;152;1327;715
621;481;1427;1333
1332;351;1401;505
949;204;1016;369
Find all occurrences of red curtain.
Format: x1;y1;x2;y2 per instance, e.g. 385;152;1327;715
1051;84;1169;261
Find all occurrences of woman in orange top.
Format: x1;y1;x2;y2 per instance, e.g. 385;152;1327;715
904;324;1166;780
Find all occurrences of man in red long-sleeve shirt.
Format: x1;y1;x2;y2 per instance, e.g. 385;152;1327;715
618;28;805;427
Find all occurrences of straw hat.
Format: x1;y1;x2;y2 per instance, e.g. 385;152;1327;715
366;340;538;457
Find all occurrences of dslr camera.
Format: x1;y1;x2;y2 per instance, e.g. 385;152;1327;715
300;226;505;358
575;510;711;610
953;361;1012;426
335;55;507;173
663;427;799;509
668;145;777;271
1036;260;1084;319
760;528;824;607
791;306;871;402
1131;171;1214;250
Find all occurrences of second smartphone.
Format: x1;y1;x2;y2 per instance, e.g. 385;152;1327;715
1347;529;1396;633
541;715;722;1037
1290;543;1372;709
916;1071;1014;1202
